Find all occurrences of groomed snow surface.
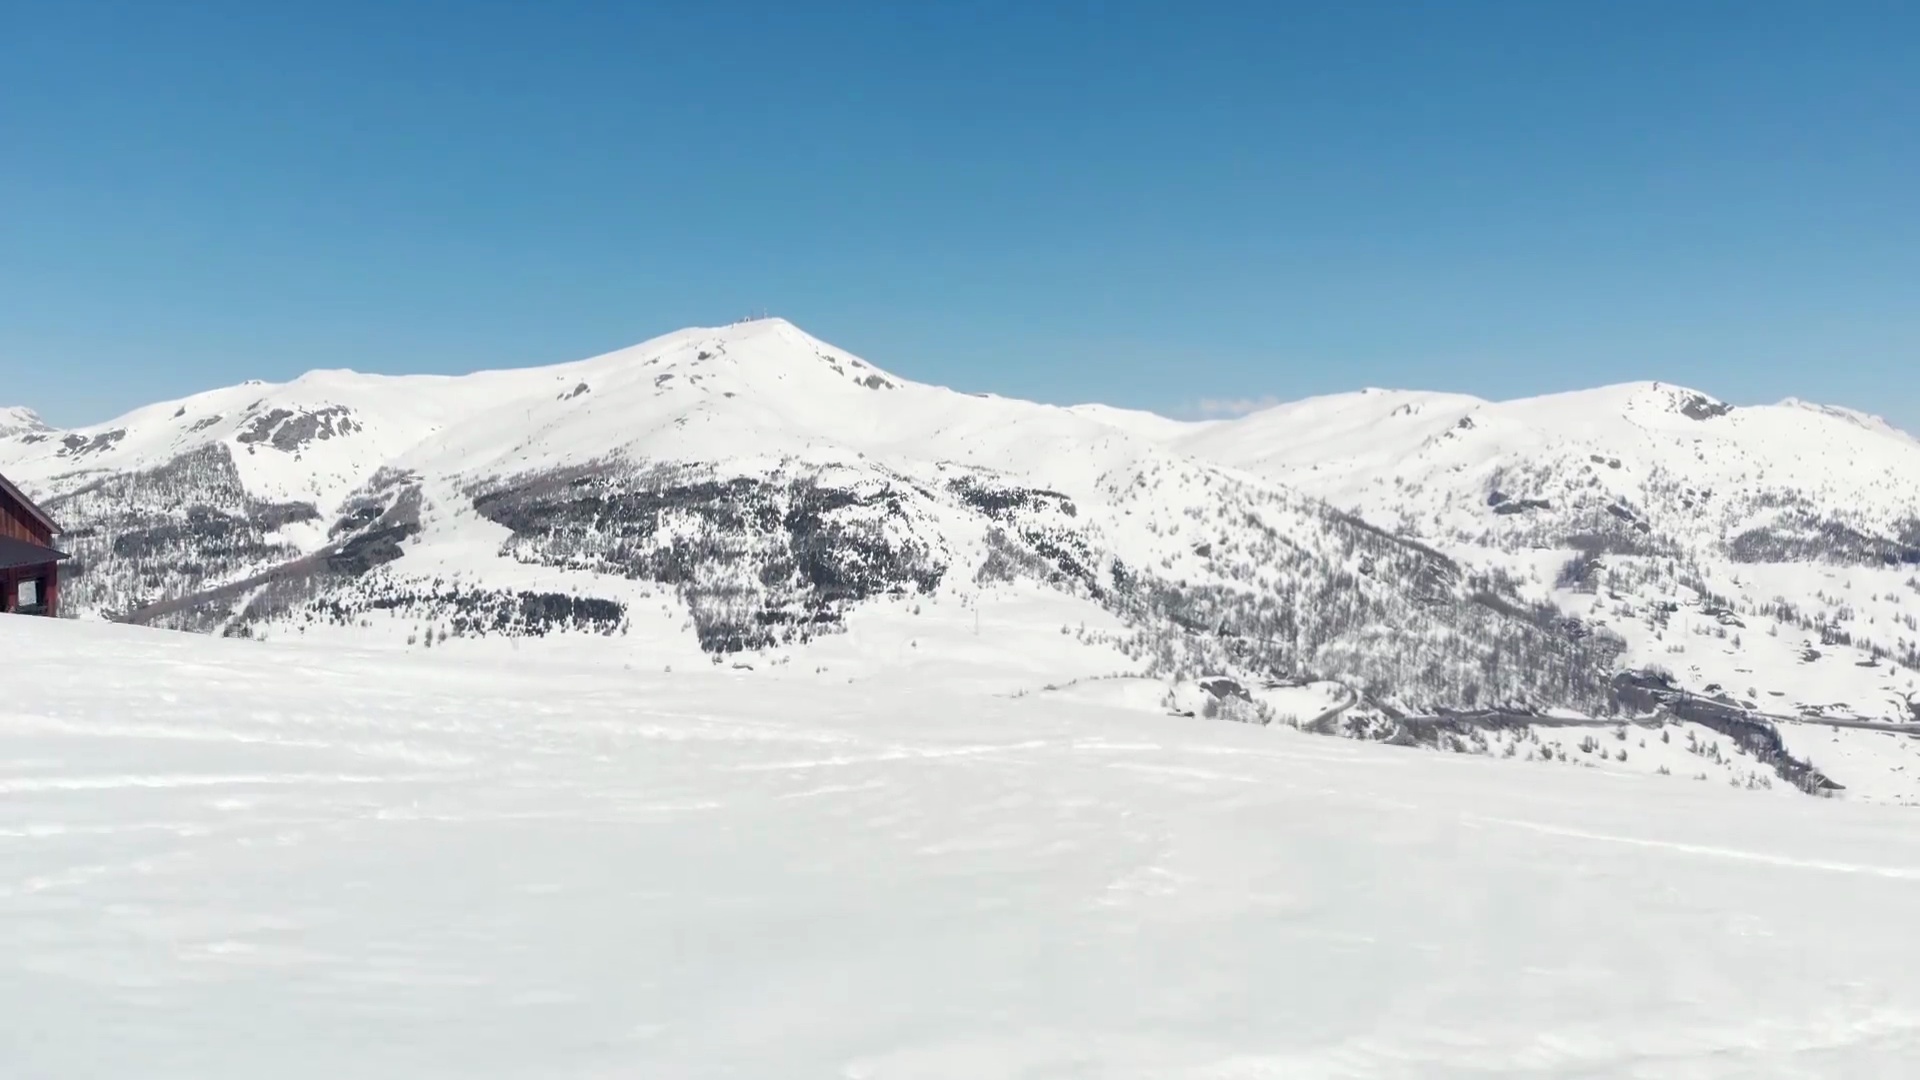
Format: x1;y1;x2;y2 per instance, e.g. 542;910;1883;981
7;618;1920;1078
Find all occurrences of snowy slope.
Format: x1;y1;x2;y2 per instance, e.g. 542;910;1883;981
0;320;1622;721
1178;382;1920;546
1172;382;1920;744
0;405;49;438
8;616;1920;1077
5;323;1918;795
2;320;1183;513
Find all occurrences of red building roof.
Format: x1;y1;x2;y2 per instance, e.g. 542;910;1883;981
0;471;60;537
0;535;67;571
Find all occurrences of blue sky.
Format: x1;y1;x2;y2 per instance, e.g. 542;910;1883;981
3;1;1916;431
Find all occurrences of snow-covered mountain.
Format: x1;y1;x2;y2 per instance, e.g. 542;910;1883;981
6;320;1918;797
0;405;49;438
1177;382;1920;565
1172;383;1920;794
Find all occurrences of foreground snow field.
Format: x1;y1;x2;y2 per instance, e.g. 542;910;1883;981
6;618;1920;1078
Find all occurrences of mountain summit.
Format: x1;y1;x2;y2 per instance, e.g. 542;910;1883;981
0;406;49;438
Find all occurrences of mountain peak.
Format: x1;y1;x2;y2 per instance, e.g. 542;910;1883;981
0;406;51;437
1776;397;1916;443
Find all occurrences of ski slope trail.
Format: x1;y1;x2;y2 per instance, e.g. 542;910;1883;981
6;618;1920;1078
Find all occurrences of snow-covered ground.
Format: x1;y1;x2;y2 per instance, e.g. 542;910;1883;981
8;617;1920;1077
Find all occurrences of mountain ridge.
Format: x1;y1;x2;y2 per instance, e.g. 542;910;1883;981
5;319;1918;798
14;321;1915;471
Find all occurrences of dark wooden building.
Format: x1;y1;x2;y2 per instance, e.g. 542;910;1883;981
0;470;65;617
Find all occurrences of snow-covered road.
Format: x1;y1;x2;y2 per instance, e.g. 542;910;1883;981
5;618;1920;1077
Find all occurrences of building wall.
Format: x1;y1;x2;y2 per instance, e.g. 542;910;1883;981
0;479;61;616
1;562;60;616
0;489;53;545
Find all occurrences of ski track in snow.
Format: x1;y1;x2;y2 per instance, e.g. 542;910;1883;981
6;618;1920;1078
1465;815;1920;880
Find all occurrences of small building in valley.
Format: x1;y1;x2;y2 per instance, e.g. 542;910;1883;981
0;470;66;617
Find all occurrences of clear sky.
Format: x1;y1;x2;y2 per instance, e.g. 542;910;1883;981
3;1;1916;431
